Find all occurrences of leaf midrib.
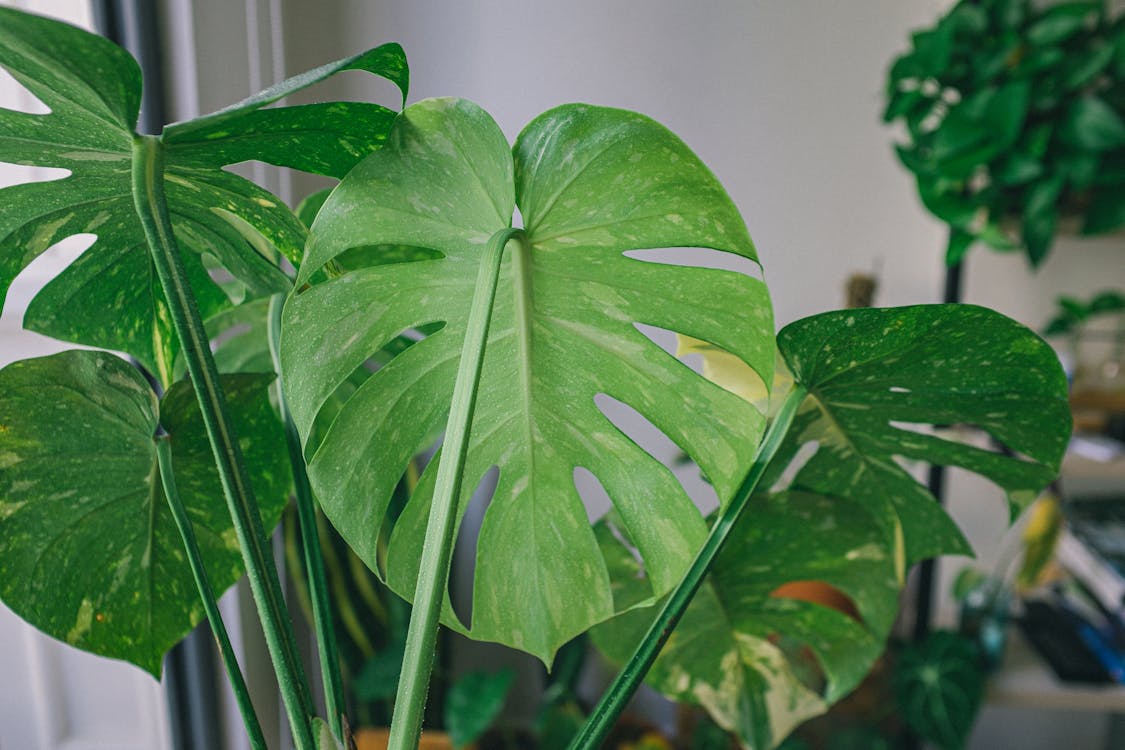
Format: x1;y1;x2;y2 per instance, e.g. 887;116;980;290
143;453;160;646
511;236;537;495
805;389;878;483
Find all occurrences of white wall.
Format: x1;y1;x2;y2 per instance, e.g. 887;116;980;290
278;0;956;327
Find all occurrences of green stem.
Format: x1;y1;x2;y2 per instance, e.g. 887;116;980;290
387;227;525;750
130;134;316;750
269;293;348;742
155;438;268;750
567;384;809;750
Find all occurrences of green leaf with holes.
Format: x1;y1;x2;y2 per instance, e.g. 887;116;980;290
0;350;288;676
281;97;774;662
776;305;1070;564
0;6;406;386
591;491;901;750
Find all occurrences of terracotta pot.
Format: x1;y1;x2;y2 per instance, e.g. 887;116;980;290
353;728;455;750
770;580;860;621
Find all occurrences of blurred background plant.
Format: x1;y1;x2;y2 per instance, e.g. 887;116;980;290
1043;289;1125;395
885;0;1125;267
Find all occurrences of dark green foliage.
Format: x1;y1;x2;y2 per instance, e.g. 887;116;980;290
444;669;514;749
1043;288;1125;335
0;351;288;675
894;632;985;750
886;0;1125;266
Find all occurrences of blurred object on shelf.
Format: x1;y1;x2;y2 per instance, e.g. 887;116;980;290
844;271;878;309
1046;291;1125;435
1069;434;1125;463
959;575;1012;671
1056;496;1125;622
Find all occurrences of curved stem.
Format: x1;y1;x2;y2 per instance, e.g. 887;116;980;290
567;384;809;750
269;293;348;742
131;134;316;750
387;227;525;750
156;438;268;750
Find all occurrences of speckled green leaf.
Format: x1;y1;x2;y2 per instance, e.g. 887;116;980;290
282;98;774;662
0;6;406;385
777;305;1070;563
0;351;288;676
592;492;900;750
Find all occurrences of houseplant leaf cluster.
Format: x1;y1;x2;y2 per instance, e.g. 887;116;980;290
0;5;406;385
1043;288;1125;336
885;0;1125;266
592;304;1068;749
0;7;1073;750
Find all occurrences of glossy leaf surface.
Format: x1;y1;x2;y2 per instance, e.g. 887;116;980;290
0;6;406;385
592;492;900;750
594;304;1068;748
0;351;288;676
778;304;1070;563
282;97;774;662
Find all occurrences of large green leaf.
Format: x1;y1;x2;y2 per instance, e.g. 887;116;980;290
593;304;1067;748
776;305;1070;564
0;351;288;676
592;491;901;750
0;6;407;385
282;98;774;662
1061;96;1125;151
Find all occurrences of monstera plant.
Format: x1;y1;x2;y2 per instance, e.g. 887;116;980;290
0;7;1071;750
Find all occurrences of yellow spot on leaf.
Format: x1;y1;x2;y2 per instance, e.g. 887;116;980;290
67;599;94;644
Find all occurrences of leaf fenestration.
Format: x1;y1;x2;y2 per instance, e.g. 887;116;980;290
282;98;774;662
592;492;900;750
0;6;407;385
594;304;1069;748
778;304;1070;563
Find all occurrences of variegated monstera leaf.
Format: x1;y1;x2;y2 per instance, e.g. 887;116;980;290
282;98;774;662
0;6;407;384
596;304;1069;749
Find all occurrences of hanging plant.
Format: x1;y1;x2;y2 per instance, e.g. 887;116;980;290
885;0;1125;266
